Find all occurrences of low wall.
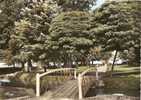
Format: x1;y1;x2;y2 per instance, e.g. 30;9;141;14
82;95;139;100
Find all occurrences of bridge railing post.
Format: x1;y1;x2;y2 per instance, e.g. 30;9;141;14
78;68;94;99
78;74;83;99
36;73;40;96
36;68;76;97
74;69;77;79
96;68;99;80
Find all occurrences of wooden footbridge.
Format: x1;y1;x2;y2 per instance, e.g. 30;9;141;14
8;66;139;100
35;66;106;100
6;66;139;100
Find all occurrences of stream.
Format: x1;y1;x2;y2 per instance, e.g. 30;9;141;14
0;75;31;99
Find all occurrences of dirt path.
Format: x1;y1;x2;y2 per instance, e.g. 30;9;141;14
0;86;32;99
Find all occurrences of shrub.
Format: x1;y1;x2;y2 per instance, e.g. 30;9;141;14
10;71;74;95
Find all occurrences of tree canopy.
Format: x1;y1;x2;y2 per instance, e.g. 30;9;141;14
0;0;23;49
90;1;141;69
53;0;96;11
0;0;140;71
4;1;57;71
49;11;95;67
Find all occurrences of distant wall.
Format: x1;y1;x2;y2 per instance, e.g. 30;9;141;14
105;0;141;3
84;95;139;100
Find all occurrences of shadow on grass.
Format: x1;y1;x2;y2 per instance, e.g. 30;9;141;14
0;67;22;75
103;76;140;97
113;65;140;76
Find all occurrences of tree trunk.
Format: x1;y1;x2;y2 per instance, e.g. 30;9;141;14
37;61;42;69
64;61;67;68
68;53;72;68
13;62;15;68
58;61;62;68
86;57;90;67
42;61;46;72
92;60;94;65
68;60;72;68
111;50;118;72
63;54;72;68
27;59;32;72
64;60;72;68
81;57;86;66
53;61;56;67
43;63;46;72
75;61;79;68
24;65;28;72
47;62;49;68
69;59;72;68
21;62;25;69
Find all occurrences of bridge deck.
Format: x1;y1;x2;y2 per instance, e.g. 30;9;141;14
44;79;78;99
43;75;98;99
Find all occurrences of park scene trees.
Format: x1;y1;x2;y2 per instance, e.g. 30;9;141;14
0;0;140;99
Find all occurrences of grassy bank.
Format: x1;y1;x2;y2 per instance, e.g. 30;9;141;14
104;65;140;97
86;65;140;97
9;66;95;94
114;65;140;73
103;76;140;97
10;71;75;95
0;67;22;75
76;66;95;73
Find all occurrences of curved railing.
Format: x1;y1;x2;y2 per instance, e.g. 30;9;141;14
36;68;77;96
78;68;98;99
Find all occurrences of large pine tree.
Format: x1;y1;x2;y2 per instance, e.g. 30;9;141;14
90;1;141;71
5;1;56;71
49;11;94;67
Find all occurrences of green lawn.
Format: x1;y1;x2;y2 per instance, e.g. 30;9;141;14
113;65;140;77
103;76;140;97
29;66;95;74
114;65;140;72
76;66;96;73
103;65;140;97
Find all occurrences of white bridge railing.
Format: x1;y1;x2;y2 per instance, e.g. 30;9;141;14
36;68;77;96
78;68;98;99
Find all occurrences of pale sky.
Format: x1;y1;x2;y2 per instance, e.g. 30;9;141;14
92;0;105;10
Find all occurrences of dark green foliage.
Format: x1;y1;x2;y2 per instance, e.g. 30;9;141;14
0;0;98;69
53;0;96;11
91;1;141;51
5;1;57;70
0;0;24;50
89;47;112;61
119;47;140;66
0;0;140;71
49;11;94;67
90;1;141;70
